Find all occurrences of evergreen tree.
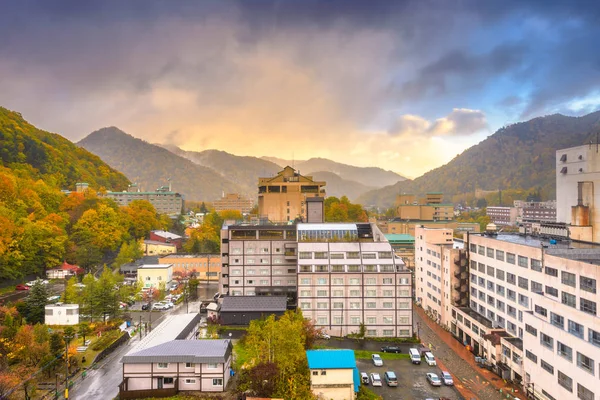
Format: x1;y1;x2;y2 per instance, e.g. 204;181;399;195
24;281;49;325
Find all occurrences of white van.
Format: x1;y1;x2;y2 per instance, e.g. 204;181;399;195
424;351;436;366
409;348;421;364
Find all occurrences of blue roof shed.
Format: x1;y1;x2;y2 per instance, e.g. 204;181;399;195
306;349;360;392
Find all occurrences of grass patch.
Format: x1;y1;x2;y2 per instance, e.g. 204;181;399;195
233;340;252;369
354;350;410;361
357;385;383;400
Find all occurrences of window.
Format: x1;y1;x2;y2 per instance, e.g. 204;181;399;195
212;378;223;386
330;253;344;259
542;390;556;400
478;262;485;272
366;302;376;309
561;292;576;308
531;259;542;272
507;289;516;302
589;329;600;347
184;379;196;384
546;286;558;297
332;278;343;285
580;276;596;293
487;281;495;291
333;290;344;297
399;277;409;285
383;316;393;324
487;265;495;276
577;384;594;400
580;298;596;315
333;317;342;324
561;271;576;287
349;290;360;297
157;363;169;368
470;243;477;252
496;269;505;280
557;342;572;361
496;285;505;296
525;350;537;363
540;333;553;349
398;301;409;309
558;371;572;392
478;245;485;255
333;302;343;309
523;325;538;340
299;252;312;259
367;317;376;324
317;302;328;309
362;253;376;259
541;359;554;375
349;278;360;285
382;278;393;285
576;352;594;374
506;253;515;264
518;294;529;307
207;363;218;369
545;266;558;277
496;250;504;261
507;273;516;285
550;312;564;329
351;316;360;324
518;255;528;268
317;278;327;285
518;277;529;290
185;362;195;368
314;252;328;259
163;377;174;384
487;247;494;257
317;317;327;324
507;305;516;317
379;251;393;259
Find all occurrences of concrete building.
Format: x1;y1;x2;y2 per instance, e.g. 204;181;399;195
103;184;183;215
213;193;254;214
451;232;600;400
149;231;183;250
556;144;600;242
219;224;298;301
306;349;359;400
384;234;415;269
121;339;231;395
44;303;79;326
395;193;454;221
486;206;519;226
386;219;479;237
159;254;221;281
514;200;557;224
138;264;173;290
297;223;413;338
258;166;326;223
142;240;177;256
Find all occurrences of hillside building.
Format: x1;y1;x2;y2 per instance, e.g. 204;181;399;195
212;193;254;214
103;183;183;215
159;254;221;281
386;219;479;237
258;166;326;223
395;193;453;221
486;206;518;226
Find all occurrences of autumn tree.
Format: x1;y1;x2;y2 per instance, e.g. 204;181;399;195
112;239;143;268
121;200;161;239
23;281;49;325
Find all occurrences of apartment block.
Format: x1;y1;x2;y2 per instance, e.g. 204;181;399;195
159;254;221;281
213;193;254;214
104;184;183;215
414;227;468;329
514;200;557;223
296;223;413;338
395;193;453;221
258;166;326;223
452;233;600;400
219;225;298;301
486;206;518;226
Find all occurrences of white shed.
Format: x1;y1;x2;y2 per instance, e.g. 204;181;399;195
45;303;79;326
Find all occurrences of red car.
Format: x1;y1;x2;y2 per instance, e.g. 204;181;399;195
15;284;30;291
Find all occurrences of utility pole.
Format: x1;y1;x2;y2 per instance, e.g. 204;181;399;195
64;334;73;399
139;315;143;339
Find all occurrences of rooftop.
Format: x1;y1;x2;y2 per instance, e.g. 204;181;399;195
143;240;177;247
127;313;199;354
138;264;173;269
306;349;360;392
161;254;220;259
151;230;182;240
502;337;524;351
122;339;231;364
457;307;494;329
384;234;415;243
221;296;287;312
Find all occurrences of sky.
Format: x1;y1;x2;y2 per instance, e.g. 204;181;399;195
2;1;600;179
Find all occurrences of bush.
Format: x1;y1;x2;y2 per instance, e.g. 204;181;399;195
90;330;121;351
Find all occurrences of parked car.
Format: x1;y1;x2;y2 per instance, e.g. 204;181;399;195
152;302;167;310
141;302;151;311
47;295;61;303
360;372;369;385
370;373;382;387
119;302;128;309
441;371;454;386
381;345;401;353
426;373;442;387
74;283;86;288
371;354;383;366
384;371;398;387
163;301;174;309
15;284;30;291
318;332;331;339
409;348;421;364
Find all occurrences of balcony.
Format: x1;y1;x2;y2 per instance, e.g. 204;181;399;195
284;249;297;259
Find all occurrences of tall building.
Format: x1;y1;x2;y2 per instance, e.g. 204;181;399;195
258;166;326;223
103;184;183;215
556;144;600;242
213;193;254;214
395;193;453;221
219;222;413;338
414;227;467;328
514;200;557;224
296;223;413;338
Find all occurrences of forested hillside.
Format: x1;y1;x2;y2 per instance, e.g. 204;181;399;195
78;127;243;201
358;111;600;207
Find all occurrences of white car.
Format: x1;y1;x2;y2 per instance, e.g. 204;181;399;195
318;332;331;339
371;354;383;366
369;373;382;386
163;301;174;309
441;371;454;385
152;302;167;311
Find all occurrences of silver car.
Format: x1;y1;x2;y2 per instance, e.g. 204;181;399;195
441;371;454;385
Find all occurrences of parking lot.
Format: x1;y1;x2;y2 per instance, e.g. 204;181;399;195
357;356;462;400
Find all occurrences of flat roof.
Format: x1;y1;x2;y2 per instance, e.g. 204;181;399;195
384;234;415;243
490;233;600;249
138;264;173;269
298;223;358;231
143;240;177;247
457;307;494;329
122;339;231;364
221;296;287;312
161;254;219;259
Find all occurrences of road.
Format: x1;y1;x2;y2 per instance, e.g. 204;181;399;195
69;297;205;399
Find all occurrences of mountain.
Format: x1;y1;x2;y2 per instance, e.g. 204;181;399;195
0;107;129;190
357;111;600;207
309;171;375;201
163;146;281;195
78;128;243;201
262;156;406;188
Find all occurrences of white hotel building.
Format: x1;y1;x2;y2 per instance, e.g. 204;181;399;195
295;223;413;338
454;233;600;400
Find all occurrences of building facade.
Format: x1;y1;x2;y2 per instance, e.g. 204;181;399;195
159;254;221;281
219;225;299;301
297;223;413;338
451;233;600;400
213;193;254;214
44;304;79;325
103;184;183;215
306;349;359;400
486;206;518;226
258;166;326;223
395;193;454;221
138;264;174;289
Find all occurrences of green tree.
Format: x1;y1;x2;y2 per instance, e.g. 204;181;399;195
63;276;78;304
112;239;143;268
49;332;65;356
23;281;49;324
77;323;91;345
188;278;199;300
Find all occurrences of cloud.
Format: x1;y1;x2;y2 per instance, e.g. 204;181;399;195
389;109;487;137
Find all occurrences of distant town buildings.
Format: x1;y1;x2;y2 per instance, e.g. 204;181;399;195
486;206;519;226
395;193;453;221
103;183;183;215
212;193;254;214
258;166;326;223
159;254;220;281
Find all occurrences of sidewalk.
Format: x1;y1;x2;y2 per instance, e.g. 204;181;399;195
415;306;526;400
